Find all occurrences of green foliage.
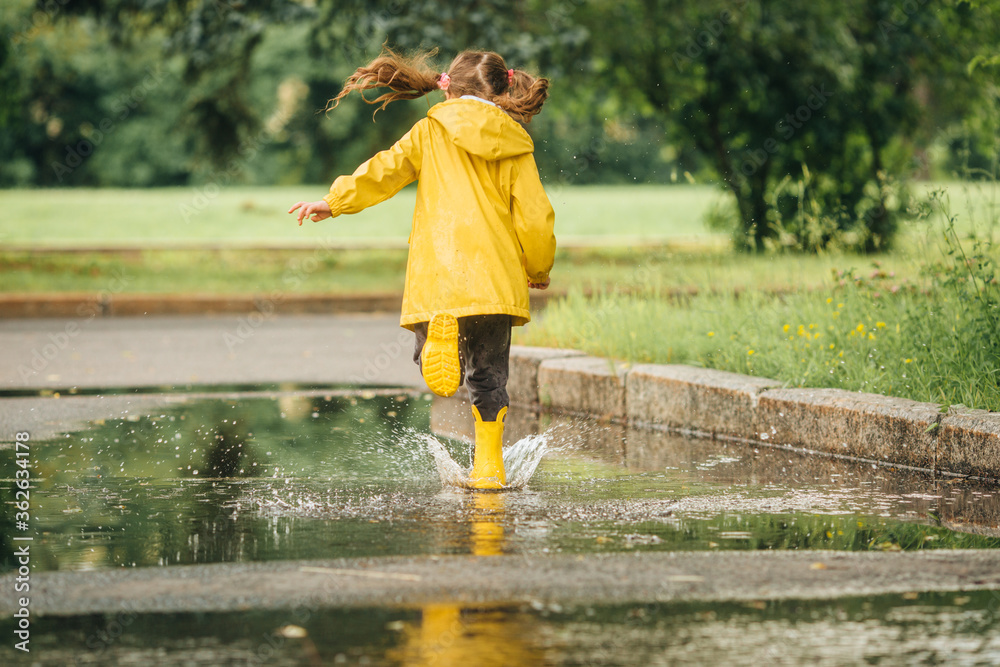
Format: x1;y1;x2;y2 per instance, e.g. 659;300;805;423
906;189;1000;402
761;166;912;252
573;0;994;252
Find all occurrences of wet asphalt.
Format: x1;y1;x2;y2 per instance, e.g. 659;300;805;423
3;314;1000;614
4;550;1000;616
0;314;423;440
0;313;423;391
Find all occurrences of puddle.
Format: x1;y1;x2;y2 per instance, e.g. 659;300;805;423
3;390;1000;574
3;590;1000;665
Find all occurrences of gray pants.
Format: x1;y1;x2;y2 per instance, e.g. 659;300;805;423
413;315;511;421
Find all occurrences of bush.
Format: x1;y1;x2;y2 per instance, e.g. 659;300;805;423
705;166;912;253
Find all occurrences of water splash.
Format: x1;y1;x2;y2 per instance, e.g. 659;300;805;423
424;432;549;491
424;435;468;488
503;433;549;488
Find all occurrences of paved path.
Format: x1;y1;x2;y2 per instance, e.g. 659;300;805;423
0;314;422;391
0;314;423;440
4;550;1000;616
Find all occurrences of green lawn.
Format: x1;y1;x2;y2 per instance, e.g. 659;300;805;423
0;244;935;295
0;184;728;247
1;181;997;295
2;181;996;248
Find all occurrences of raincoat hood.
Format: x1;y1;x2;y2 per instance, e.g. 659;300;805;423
427;98;534;161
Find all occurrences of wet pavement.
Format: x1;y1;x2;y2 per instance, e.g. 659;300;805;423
0;314;423;391
6;549;1000;616
5;391;1000;578
3;315;1000;663
4;590;1000;666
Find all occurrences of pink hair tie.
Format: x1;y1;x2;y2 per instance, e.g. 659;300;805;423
507;69;514;85
437;72;450;91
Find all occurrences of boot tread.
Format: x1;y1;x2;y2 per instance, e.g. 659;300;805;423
421;313;461;397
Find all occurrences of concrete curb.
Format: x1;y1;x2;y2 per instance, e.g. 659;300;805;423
538;355;631;421
757;388;941;470
0;292;558;318
0;292;402;317
508;345;586;409
627;364;783;441
940;405;1000;477
510;346;1000;481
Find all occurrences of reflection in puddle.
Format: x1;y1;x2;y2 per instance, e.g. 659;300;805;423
4;591;1000;665
387;602;543;666
3;390;1000;575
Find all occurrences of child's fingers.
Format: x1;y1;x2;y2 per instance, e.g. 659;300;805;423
288;202;303;214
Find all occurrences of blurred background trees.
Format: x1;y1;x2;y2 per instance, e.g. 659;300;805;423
1;0;998;251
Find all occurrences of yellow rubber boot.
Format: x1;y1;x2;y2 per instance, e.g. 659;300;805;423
469;406;507;490
420;313;461;397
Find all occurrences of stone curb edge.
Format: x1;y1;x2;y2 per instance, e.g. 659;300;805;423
510;346;1000;481
0;292;557;318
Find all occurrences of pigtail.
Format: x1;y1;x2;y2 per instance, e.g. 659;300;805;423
496;70;550;123
326;46;441;115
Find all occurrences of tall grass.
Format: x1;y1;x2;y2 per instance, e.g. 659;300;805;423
518;190;1000;411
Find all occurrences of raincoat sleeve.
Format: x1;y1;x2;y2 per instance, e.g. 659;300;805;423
510;157;556;283
323;121;424;217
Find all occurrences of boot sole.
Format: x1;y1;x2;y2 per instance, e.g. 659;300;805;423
421;313;461;397
458;477;508;492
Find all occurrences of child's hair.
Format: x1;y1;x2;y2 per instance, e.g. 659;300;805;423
327;47;549;123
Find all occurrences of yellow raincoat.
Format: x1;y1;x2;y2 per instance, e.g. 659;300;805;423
322;98;556;330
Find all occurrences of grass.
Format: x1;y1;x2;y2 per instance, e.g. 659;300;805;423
517;276;1000;411
2;181;991;294
0;244;934;295
0;184;727;247
516;191;1000;411
3;180;993;248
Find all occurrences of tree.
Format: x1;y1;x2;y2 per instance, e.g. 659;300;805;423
45;0;309;171
575;0;991;251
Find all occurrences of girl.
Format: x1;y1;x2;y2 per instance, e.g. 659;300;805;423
289;48;556;490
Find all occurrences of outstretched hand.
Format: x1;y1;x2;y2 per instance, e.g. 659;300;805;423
288;200;332;225
528;277;550;290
